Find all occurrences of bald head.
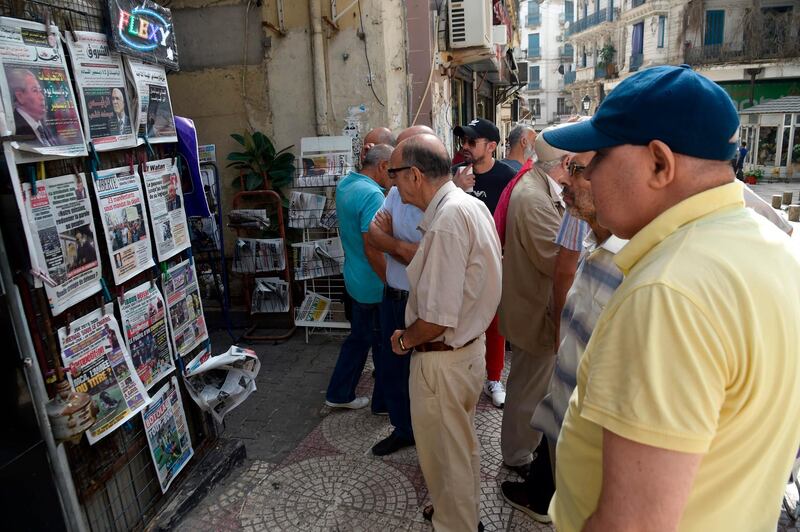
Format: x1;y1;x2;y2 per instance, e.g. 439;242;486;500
397;125;436;144
398;134;450;181
363;127;395;147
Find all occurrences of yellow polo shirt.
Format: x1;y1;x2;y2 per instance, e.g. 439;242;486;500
552;181;800;532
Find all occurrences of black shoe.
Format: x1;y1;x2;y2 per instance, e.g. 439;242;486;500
478;520;484;531
504;461;532;480
371;432;415;456
501;480;552;524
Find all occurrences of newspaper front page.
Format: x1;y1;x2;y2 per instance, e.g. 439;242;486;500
94;165;154;284
288;191;326;229
0;18;87;162
252;277;290;314
183;345;260;424
232;238;285;273
22;173;102;315
296;292;331;323
163;259;208;357
58;304;150;445
120;281;175;390
142;376;193;493
124;57;176;144
66;31;137;151
142;158;189;261
292;238;344;280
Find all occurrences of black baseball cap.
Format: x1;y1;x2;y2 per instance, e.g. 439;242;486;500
454;118;500;143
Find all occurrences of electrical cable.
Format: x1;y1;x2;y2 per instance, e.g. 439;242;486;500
412;54;437;126
357;0;385;107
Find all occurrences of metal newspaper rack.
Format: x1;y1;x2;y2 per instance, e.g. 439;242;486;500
229;189;296;341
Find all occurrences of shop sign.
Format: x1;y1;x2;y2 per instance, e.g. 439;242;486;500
107;0;179;70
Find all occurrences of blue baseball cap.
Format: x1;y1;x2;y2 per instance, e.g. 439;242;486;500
543;65;739;161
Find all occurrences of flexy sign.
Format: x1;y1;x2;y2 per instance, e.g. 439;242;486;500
107;0;179;70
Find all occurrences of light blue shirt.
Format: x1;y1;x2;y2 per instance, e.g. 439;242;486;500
500;158;523;173
380;187;423;291
335;171;385;303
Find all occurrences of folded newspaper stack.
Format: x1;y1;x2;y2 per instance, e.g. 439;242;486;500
183;345;261;423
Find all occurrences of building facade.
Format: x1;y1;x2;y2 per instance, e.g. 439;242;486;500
521;0;576;127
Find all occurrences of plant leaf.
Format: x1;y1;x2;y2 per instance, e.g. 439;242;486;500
230;133;246;146
245;173;264;190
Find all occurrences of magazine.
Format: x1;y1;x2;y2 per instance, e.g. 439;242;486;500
58;304;150;445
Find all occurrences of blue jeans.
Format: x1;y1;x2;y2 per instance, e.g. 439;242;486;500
377;292;414;441
326;296;385;409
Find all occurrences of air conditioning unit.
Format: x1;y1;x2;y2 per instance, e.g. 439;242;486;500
448;0;492;49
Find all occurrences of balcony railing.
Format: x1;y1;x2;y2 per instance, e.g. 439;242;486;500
527;14;541;26
564;71;576;85
632;0;646;7
566;7;614;37
527;80;541;90
528;48;541;59
629;53;643;72
684;40;800;65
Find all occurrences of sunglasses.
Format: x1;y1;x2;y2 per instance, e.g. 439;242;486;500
387;166;413;178
461;137;488;148
568;162;587;176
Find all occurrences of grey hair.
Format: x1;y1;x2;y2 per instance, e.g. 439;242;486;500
535;156;567;173
362;143;394;168
507;125;533;148
401;138;450;181
7;68;36;97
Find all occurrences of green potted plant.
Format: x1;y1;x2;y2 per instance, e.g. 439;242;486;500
227;131;295;193
598;44;616;78
743;167;763;185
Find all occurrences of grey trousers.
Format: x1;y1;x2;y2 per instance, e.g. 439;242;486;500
500;344;557;467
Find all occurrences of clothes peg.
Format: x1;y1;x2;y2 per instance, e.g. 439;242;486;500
99;278;112;303
139;134;155;159
27;166;37;196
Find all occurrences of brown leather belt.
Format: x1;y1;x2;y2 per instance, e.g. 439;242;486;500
414;336;477;353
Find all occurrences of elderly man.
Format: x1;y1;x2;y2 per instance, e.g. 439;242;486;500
389;134;501;532
544;64;800;531
365;125;434;456
453;118;516;408
109;88;130;135
8;68;56;146
501;124;537;172
499;127;567;477
324;144;393;411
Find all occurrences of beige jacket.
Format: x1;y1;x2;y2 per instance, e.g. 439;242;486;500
498;166;564;354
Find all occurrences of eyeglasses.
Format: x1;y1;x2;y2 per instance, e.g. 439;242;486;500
387;166;412;178
461;138;488;148
568;162;587;176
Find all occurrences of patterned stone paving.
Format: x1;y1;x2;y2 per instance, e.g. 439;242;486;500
176;351;800;531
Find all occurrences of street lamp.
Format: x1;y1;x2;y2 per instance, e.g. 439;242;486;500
582;95;591;115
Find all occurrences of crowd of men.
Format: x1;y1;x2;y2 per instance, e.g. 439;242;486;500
323;64;800;532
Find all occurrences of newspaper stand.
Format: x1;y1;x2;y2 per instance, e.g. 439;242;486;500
290;172;351;343
230;189;295;341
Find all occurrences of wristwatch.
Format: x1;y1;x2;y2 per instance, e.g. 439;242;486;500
398;334;409;352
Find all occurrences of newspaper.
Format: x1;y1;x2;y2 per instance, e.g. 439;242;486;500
252;277;290;314
227;209;269;230
142;376;193;493
119;281;175;390
22;173;102;315
66;31;137;151
188;217;220;252
296;292;331;323
94;165;155;284
142;158;189;261
58;304;150;445
125;57;176;144
183;345;260;424
0;18;87;162
288;191;327;229
163;259;208;357
292;238;344;280
297;136;353;187
232;238;285;273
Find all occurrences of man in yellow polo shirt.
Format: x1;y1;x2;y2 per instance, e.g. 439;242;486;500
542;64;800;531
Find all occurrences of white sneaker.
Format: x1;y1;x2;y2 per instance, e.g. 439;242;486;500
484;380;506;408
325;397;370;410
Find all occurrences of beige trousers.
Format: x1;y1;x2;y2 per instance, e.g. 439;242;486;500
500;344;557;467
410;336;486;532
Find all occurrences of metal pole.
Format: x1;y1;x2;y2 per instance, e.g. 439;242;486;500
0;225;88;532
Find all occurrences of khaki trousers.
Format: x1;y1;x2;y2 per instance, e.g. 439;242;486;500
500;344;557;467
410;336;486;532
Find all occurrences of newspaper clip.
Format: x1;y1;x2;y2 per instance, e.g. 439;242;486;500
26;166;37;196
88;142;100;168
186;247;194;266
30;267;58;288
37;161;45;181
69;162;82;183
66;312;73;337
139;134;155;159
127;152;136;175
63;13;77;43
99;278;112;304
160;262;169;281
